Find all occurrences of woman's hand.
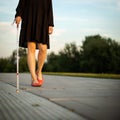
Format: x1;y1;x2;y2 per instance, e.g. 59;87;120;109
48;26;53;34
15;16;22;28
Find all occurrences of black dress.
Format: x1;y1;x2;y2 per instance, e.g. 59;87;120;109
15;0;54;49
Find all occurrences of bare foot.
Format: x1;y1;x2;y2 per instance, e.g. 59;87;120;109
32;80;39;84
36;71;42;80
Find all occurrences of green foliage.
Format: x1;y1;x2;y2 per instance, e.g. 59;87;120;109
0;35;120;73
58;43;80;72
43;52;60;72
0;58;12;72
0;48;28;73
43;43;80;72
45;35;120;73
19;56;29;72
80;35;110;73
80;35;120;73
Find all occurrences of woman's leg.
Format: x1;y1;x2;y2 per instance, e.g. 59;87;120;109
27;42;38;82
37;44;47;80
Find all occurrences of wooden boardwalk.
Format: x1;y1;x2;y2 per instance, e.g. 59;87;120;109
0;73;120;120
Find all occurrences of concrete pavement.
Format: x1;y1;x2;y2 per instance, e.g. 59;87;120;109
0;73;120;120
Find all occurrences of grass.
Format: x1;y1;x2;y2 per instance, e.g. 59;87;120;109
43;72;120;79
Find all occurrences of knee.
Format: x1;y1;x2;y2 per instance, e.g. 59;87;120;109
27;42;36;54
38;44;47;53
28;49;35;54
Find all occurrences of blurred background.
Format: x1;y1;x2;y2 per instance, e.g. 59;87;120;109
0;0;120;73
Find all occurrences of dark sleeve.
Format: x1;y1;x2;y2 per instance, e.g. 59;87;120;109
15;0;25;18
48;0;54;27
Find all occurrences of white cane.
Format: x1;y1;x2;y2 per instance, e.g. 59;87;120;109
16;26;20;93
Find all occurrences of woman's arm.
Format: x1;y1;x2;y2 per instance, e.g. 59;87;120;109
48;0;54;34
15;0;25;18
15;0;25;27
48;0;54;27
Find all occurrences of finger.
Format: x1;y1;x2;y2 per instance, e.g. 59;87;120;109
17;23;19;28
49;31;52;34
49;28;53;34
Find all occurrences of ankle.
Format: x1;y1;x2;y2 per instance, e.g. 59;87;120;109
37;72;42;79
32;80;38;83
31;74;37;81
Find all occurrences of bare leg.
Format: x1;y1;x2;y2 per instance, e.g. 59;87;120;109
27;42;38;82
37;44;47;80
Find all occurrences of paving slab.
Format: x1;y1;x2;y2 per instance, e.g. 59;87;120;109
0;73;120;120
0;81;84;120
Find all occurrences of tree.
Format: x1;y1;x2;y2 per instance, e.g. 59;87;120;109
0;48;28;73
43;52;60;72
107;39;120;73
80;35;120;73
19;56;28;72
44;42;80;72
1;35;119;73
58;42;80;72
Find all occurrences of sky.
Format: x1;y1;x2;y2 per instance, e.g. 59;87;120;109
0;0;120;58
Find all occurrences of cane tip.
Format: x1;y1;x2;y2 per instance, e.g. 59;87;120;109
16;89;20;93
